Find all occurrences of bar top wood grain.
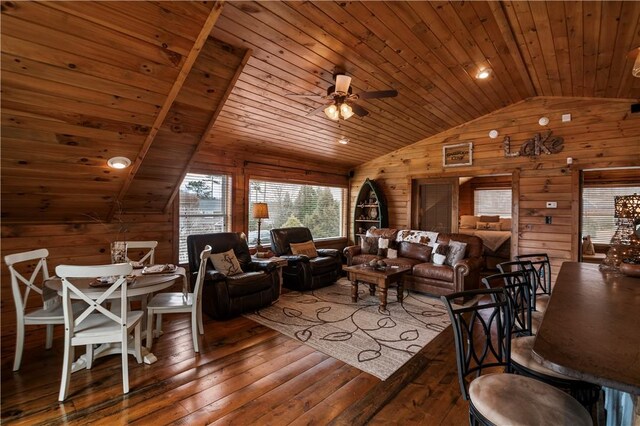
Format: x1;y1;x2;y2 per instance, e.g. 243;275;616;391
532;262;640;395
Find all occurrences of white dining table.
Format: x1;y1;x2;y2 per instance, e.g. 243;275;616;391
45;266;187;372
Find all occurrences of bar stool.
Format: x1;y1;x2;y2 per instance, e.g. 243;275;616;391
498;260;545;333
442;288;592;426
516;253;552;313
482;272;600;411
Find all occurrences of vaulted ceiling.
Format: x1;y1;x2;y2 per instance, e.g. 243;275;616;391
2;1;639;222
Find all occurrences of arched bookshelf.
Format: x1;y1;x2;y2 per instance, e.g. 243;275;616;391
353;178;388;242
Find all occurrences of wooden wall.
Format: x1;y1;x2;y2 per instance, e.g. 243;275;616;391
1;151;349;354
349;97;640;282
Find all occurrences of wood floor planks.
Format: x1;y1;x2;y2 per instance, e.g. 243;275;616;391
1;309;468;425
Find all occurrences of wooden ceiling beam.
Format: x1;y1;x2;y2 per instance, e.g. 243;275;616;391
108;0;225;221
487;1;537;98
163;48;252;213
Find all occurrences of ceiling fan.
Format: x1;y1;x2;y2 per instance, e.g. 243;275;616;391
286;73;398;120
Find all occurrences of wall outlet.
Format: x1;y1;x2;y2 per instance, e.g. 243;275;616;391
546;201;557;208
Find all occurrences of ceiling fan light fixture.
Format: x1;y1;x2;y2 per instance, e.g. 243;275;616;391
107;156;131;169
335;74;352;94
324;104;339;121
475;68;492;80
340;103;354;119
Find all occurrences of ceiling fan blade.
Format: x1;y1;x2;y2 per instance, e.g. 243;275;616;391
286;94;326;100
351;103;369;117
358;89;398;99
306;103;331;116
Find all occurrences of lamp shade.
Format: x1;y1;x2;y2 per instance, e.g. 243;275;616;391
252;202;269;219
614;193;640;219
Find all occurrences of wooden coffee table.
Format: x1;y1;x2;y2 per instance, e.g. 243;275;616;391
344;264;411;310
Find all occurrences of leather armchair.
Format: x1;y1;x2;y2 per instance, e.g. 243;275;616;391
186;232;280;320
269;227;342;291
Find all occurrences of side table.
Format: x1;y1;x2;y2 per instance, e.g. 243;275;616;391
252;256;288;299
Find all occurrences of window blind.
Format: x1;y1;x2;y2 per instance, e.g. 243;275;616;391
179;173;231;263
474;189;512;217
248;180;345;246
582;186;640;244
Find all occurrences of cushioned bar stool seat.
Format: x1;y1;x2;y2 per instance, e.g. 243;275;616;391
511;336;578;380
532;310;544;334
536;294;550;312
470;373;592;426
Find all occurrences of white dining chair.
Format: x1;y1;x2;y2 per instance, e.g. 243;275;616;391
146;246;211;353
56;262;142;401
4;248;85;371
117;240;158;265
115;240;158;317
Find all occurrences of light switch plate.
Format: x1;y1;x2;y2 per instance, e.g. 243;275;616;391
546;201;558;208
562;113;571;122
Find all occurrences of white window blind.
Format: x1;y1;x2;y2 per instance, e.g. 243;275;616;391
582;186;640;244
179;173;231;263
248;180;345;246
474;189;512;217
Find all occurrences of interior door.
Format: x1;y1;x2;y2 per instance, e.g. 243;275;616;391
411;178;459;232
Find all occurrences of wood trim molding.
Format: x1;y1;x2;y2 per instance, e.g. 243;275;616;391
571;167;580;261
109;0;225;220
164;47;253;213
511;168;520;259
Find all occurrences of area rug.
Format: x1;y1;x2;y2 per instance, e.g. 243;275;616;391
244;278;452;380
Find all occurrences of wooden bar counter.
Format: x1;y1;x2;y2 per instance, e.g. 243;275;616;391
532;262;640;394
532;262;640;424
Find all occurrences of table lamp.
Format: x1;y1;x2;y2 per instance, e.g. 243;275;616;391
252;202;269;252
600;193;640;272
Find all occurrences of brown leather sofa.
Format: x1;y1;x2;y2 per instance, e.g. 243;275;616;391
344;228;483;299
187;232;280;320
270;227;342;291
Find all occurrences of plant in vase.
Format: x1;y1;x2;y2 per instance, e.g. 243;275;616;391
84;202;128;264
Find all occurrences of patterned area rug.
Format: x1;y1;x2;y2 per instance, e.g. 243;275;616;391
244;278;451;380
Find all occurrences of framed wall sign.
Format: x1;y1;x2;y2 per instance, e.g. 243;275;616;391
443;142;473;167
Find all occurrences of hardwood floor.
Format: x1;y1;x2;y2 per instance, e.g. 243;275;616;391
1;310;467;425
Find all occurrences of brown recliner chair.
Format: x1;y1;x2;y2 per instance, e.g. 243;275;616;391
269;227;342;291
186;232;279;320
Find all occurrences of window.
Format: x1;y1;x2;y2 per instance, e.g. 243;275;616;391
248;180;345;246
582;186;640;244
179;173;231;263
474;189;512;217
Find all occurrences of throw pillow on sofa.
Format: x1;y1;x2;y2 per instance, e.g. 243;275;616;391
210;249;243;276
445;241;467;266
377;237;389;256
432;243;449;265
290;240;318;258
360;236;379;255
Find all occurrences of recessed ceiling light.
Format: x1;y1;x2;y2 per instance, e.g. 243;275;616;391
107;156;131;169
475;68;491;80
489;130;499;139
338;137;349;145
538;117;550;126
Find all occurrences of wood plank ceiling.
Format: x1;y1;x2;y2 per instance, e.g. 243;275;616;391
1;1;639;222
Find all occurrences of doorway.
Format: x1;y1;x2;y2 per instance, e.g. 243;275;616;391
411;178;458;232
